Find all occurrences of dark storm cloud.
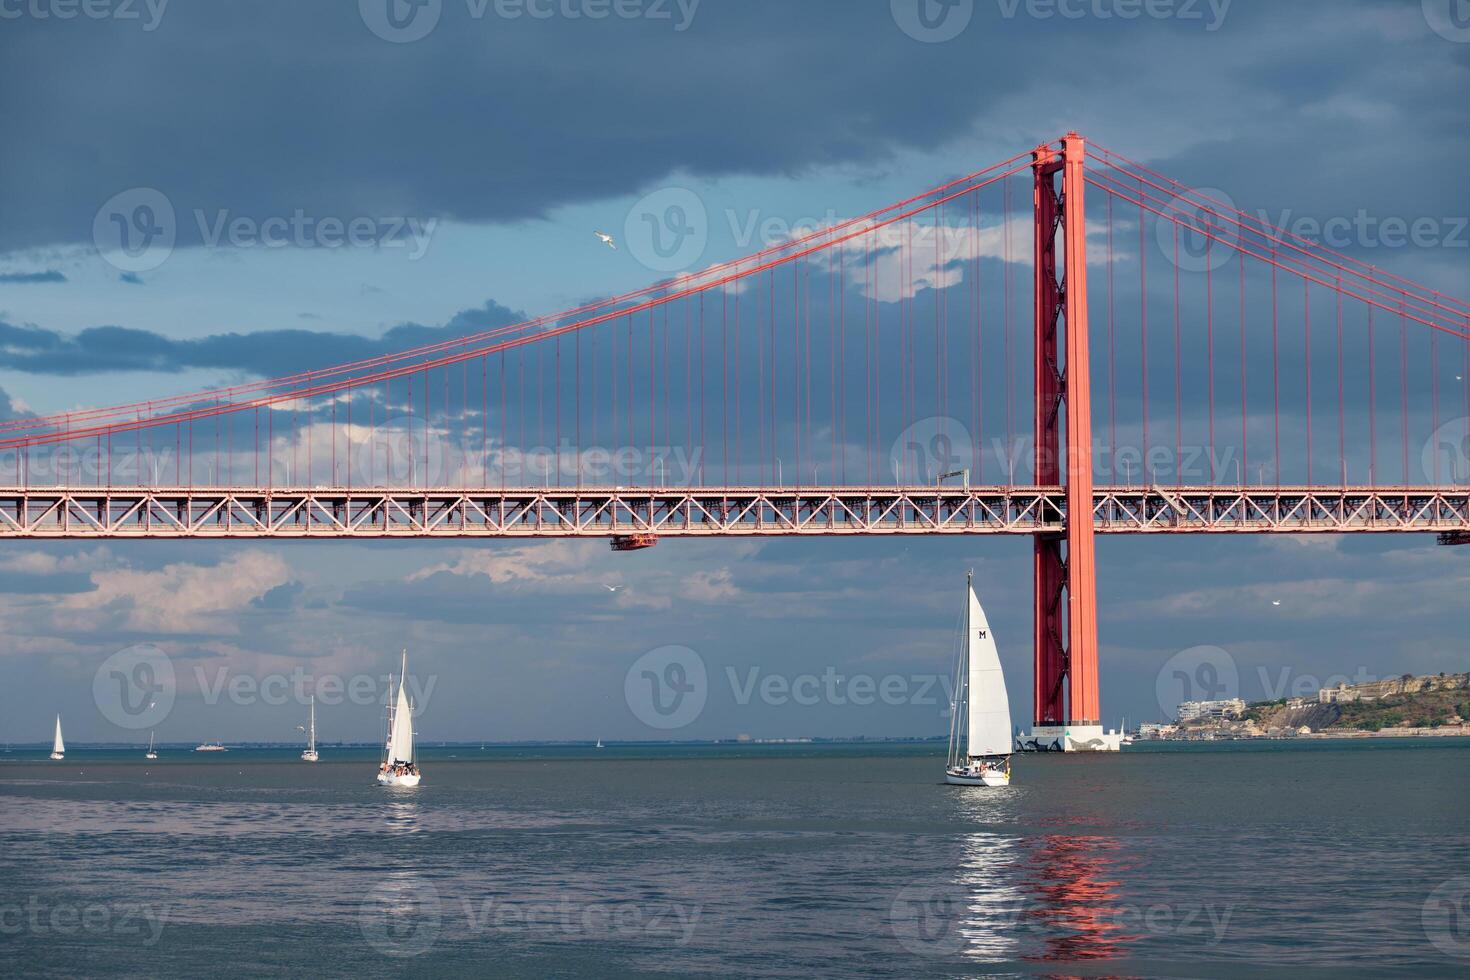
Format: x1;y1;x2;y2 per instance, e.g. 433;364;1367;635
0;1;1005;251
0;299;524;376
5;1;1461;256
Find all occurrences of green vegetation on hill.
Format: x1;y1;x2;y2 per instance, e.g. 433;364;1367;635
1240;685;1468;733
1329;690;1470;732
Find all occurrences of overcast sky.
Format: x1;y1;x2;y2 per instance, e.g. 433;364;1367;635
0;0;1467;745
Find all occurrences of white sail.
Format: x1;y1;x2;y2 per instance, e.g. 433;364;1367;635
964;586;1011;759
307;698;316;753
385;655;414;765
52;715;65;755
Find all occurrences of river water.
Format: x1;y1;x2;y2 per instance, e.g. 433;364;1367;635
2;739;1467;977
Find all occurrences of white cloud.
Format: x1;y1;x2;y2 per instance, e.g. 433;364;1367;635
57;550;292;634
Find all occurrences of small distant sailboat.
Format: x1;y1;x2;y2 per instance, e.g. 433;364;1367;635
596;739;605;749
145;731;158;760
377;651;421;787
299;697;319;762
49;715;65;761
946;572;1013;787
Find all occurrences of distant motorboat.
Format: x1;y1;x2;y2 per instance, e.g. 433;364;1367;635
945;573;1012;788
300;697;319;763
377;651;421;788
49;715;65;761
145;731;158;760
194;742;228;753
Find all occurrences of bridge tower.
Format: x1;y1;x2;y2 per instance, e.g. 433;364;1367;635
1020;133;1114;752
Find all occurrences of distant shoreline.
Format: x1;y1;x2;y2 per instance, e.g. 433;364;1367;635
1146;726;1470;743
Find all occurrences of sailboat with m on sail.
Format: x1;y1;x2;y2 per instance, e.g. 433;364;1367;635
946;572;1013;787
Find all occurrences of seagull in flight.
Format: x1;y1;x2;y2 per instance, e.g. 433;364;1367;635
594;231;617;250
604;584;622;593
1272;600;1282;607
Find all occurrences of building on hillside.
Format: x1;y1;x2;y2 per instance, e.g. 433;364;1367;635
1319;683;1363;704
1177;699;1247;723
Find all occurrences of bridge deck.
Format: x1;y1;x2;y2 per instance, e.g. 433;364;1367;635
0;486;1465;538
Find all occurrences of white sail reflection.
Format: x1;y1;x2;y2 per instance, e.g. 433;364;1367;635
383;797;423;835
948;831;1025;963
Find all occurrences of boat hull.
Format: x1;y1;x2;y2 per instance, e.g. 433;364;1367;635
945;764;1010;787
48;752;64;761
377;771;421;787
301;751;319;762
145;753;158;760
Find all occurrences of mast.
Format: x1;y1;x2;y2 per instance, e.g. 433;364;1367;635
947;572;973;770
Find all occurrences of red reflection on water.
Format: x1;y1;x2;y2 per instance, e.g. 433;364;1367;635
1021;834;1140;963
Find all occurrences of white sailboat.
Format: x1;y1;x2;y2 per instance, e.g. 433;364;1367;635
49;715;65;761
946;573;1013;787
377;651;421;787
300;697;319;762
145;731;158;760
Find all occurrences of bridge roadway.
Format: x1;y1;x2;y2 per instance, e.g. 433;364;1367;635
0;485;1466;539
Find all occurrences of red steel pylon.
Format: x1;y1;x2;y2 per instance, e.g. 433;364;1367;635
1031;133;1101;727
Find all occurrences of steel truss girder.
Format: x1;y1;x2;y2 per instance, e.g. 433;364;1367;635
0;486;1464;538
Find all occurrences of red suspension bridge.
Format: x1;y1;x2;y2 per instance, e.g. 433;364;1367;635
2;134;1469;733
